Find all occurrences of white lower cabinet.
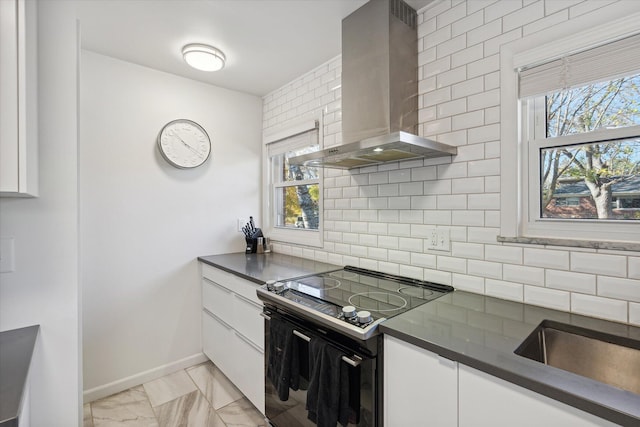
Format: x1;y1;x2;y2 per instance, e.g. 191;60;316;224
385;336;616;427
458;365;617;427
201;263;265;414
383;335;458;426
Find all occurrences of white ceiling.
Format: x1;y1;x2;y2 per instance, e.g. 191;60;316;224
75;0;432;97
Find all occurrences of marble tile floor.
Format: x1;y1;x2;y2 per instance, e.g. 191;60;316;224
83;361;267;427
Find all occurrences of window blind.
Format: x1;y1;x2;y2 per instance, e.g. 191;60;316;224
518;33;640;98
266;127;319;157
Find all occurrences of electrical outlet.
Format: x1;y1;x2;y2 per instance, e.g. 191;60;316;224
426;228;450;251
237;218;247;232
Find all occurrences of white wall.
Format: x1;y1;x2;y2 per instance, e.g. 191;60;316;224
80;51;262;399
263;0;640;327
0;1;81;425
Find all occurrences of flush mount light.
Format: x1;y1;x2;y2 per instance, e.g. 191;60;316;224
373;147;384;152
182;43;226;72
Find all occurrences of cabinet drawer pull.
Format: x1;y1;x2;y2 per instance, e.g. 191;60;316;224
234;330;264;353
235;292;262;309
203;308;232;329
203;278;232;293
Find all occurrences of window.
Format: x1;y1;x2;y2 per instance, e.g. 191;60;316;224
499;7;640;246
264;120;323;247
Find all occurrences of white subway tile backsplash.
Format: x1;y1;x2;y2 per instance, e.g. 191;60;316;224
451;43;484;67
378;184;399;197
368;247;388;261
399;237;423;252
524;248;569;270
399;210;424;224
452;273;485;293
456;143;486;162
411;195;437;209
452;242;485;260
598;276;640;303
369;171;389;185
485;245;523;264
524;286;570;311
523;9;568;36
546;269;596;294
503;264;544;286
468;193;500;210
503;1;544;31
412;166;438;181
378;210;399;223
467;158;500;176
411;252;437;269
437;162;468;179
468;259;502;279
400;264;425;281
438;256;467;273
571;252;626;278
468;226;499;244
571;293;628;323
485;279;524;302
359;210;378;222
437;194;468;209
263;0;640;326
437;1;467;28
423;268;453;285
467;19;502;45
388;196;410;209
452;76;484;99
368;197;388;210
452;177;485;194
630;257;640;279
388;249;410;264
399;182;424;196
631;302;640;327
368;222;388;235
452;210;484;226
424;179;452;195
389;169;411;183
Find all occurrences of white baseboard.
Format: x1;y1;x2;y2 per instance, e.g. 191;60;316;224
83;352;209;403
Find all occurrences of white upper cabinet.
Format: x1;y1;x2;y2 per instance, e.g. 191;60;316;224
0;0;38;197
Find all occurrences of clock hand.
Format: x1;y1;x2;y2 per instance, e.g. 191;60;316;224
175;135;205;158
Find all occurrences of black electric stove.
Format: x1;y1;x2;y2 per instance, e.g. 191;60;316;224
256;265;453;340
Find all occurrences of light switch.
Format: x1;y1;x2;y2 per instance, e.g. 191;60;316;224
0;237;15;273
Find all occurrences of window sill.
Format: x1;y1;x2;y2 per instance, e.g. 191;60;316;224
497;235;640;252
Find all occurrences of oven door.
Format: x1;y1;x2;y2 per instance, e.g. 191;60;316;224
262;307;377;427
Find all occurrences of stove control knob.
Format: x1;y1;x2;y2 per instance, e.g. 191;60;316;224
273;282;285;293
342;305;357;319
265;280;276;291
357;310;372;324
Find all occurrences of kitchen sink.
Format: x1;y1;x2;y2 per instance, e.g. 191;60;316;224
515;320;640;395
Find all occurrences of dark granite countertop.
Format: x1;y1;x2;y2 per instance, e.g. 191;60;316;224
198;252;340;285
380;291;640;426
0;325;39;427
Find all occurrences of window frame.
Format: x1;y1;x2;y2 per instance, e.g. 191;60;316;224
499;4;640;248
262;118;324;248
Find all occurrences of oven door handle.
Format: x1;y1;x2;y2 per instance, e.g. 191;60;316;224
260;312;271;320
293;329;362;367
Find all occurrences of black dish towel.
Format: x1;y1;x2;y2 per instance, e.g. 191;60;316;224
306;336;350;427
267;317;299;401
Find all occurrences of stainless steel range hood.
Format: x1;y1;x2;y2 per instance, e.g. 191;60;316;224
290;0;457;170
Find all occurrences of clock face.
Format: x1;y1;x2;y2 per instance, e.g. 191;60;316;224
157;119;211;168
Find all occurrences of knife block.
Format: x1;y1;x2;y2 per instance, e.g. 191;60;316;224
245;237;258;254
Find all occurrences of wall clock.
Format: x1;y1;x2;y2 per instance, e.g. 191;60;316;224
157;119;211;168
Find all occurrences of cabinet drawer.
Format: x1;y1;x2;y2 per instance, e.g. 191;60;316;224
201;263;262;305
202;309;234;375
233;331;265;414
202;278;234;323
233;293;264;349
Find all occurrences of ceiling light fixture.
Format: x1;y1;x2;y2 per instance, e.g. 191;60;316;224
182;43;226;72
